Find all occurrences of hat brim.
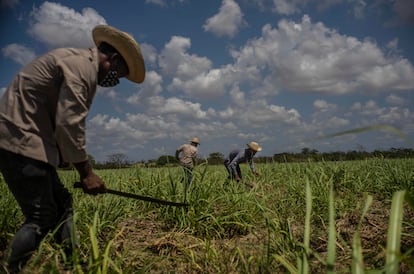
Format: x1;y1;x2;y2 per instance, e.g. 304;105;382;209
247;143;262;152
93;25;145;83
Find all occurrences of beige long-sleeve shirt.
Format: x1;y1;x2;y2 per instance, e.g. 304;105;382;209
0;47;99;167
176;143;198;168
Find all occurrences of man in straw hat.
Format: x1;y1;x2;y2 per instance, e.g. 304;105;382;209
224;141;262;183
0;25;145;272
176;137;200;185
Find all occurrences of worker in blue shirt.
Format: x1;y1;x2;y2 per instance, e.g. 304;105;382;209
224;141;262;182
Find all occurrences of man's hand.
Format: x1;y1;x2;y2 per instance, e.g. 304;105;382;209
74;160;107;194
81;172;107;194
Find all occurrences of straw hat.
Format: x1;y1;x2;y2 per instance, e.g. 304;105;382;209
190;137;200;144
92;25;145;83
247;141;262;152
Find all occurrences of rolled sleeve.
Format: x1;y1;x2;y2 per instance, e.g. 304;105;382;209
54;56;96;164
55;79;89;163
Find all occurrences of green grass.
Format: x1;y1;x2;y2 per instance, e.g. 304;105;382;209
1;158;413;273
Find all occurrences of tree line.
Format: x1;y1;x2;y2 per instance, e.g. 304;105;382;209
66;147;414;170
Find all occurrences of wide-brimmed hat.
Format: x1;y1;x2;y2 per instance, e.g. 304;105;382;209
92;25;145;83
247;141;262;152
190;137;200;144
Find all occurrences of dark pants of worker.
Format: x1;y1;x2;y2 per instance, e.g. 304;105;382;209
181;166;193;185
223;159;242;180
0;148;75;273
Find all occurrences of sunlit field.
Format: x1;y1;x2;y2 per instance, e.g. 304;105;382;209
1;158;413;273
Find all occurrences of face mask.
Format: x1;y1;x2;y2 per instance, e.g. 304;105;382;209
99;70;120;87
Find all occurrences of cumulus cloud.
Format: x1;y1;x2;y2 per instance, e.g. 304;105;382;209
157;36;237;98
313;99;337;111
86;111;224;160
2;43;36;65
85;12;414;159
128;71;163;103
97;87;117;99
168;67;233;98
347;100;414;131
385;94;406;106
272;0;304;15
157;14;413;101
159;36;211;78
140;43;158;68
28;1;106;48
145;0;167;7
147;96;211;120
219;99;302;127
203;0;245;38
231;15;414;95
145;0;186;7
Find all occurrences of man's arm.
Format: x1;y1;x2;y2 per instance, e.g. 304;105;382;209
192;148;198;166
248;158;259;176
55;55;96;164
55;55;106;194
175;147;182;161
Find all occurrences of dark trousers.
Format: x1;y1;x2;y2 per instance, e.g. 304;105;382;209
223;159;242;180
0;149;75;272
181;166;193;185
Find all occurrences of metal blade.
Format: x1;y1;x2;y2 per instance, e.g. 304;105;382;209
73;182;189;207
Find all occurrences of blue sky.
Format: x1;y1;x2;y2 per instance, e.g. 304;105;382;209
1;0;413;162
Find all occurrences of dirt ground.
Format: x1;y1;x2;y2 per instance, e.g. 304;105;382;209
112;200;414;273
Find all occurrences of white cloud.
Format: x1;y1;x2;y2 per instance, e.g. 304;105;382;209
158;36;238;98
385;94;406;106
97;87;117;99
313;99;337;111
326;116;349;127
145;0;167;7
346;100;414;130
168;67;231;98
231;15;414;95
229;86;246;107
140;43;158;68
28;1;106;48
144;0;185;7
219;99;302;127
203;0;245;38
127;70;164;105
272;0;303;15
0;87;5;97
1;43;36;65
351;0;367;19
158;14;414;101
159;36;211;78
147;96;210;120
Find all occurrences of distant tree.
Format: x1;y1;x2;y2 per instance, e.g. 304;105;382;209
208;152;224;165
301;147;311;155
156;155;177;166
356;144;365;152
106;153;130;168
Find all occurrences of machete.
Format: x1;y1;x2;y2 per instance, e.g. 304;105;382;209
73;182;189;207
